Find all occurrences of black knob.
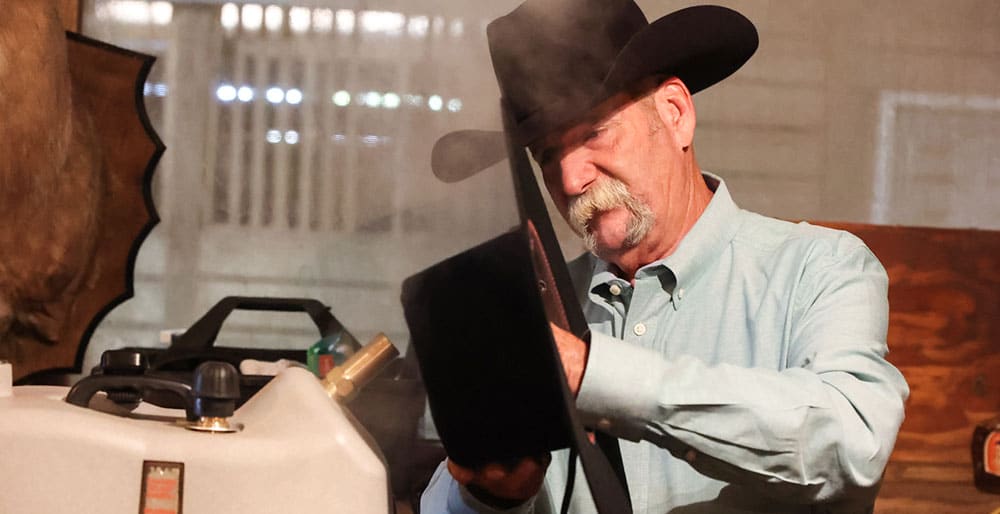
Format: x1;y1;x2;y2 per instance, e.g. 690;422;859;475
192;361;240;418
99;349;148;375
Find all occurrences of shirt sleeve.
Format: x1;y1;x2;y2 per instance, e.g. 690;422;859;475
574;237;909;503
420;461;540;514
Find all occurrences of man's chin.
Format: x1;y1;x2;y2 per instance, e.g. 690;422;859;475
585;230;634;259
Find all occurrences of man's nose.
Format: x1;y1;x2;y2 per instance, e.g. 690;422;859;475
558;145;596;197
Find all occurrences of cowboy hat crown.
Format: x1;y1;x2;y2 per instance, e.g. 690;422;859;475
488;0;758;146
431;1;758;181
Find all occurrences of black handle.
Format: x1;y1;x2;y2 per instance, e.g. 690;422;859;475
66;374;197;420
153;296;359;370
171;296;347;351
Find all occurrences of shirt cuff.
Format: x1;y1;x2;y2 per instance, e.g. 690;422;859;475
575;331;667;439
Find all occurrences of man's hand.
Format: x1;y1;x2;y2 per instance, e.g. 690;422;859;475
550;322;588;396
447;454;552;506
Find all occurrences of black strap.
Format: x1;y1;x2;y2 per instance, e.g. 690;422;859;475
500;100;632;513
560;434;632;514
560;448;577;514
594;431;630;509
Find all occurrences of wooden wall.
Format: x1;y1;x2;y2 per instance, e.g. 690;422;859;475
823;223;1000;513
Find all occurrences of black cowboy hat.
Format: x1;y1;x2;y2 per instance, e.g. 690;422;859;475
431;1;758;182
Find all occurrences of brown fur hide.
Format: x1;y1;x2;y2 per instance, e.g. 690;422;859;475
0;1;162;380
0;1;104;365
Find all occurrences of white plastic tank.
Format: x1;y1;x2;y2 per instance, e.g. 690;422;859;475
0;363;390;514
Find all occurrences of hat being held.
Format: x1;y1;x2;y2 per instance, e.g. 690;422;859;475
431;1;758;181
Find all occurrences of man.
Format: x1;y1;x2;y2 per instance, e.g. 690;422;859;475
421;1;909;512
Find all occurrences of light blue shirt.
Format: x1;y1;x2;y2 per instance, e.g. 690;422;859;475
421;174;909;513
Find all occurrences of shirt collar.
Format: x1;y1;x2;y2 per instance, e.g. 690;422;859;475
586;172;744;307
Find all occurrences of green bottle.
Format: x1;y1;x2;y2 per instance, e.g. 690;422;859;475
306;334;354;377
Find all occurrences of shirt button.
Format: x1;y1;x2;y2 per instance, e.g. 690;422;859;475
609;283;622;296
676;288;685;300
633;323;647;336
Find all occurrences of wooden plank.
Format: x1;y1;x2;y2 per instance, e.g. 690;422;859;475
877;479;1000;513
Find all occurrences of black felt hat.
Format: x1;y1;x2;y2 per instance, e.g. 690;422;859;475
431;1;758;181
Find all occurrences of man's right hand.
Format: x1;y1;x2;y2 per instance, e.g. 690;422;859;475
446;454;552;506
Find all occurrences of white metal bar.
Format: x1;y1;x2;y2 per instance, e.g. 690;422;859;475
872;91;897;225
227;45;248;225
298;52;320;232
341;41;361;233
272;55;293;229
320;59;340;231
203;80;221;226
248;41;269;227
389;61;411;235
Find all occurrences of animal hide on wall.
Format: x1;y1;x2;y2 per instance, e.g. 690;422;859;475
0;1;163;381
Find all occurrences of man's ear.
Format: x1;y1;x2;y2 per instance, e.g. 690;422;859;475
651;77;696;150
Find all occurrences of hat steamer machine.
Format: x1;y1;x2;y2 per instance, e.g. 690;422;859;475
0;303;399;514
0;32;400;514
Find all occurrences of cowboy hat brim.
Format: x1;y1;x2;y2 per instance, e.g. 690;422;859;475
604;5;758;100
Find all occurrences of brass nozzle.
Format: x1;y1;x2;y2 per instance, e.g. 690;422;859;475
321;333;398;402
